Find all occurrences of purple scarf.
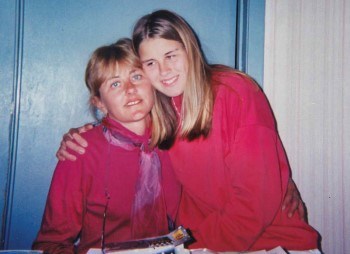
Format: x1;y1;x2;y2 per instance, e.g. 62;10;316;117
102;117;168;239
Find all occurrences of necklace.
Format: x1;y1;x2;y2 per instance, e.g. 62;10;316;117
171;97;181;118
171;97;184;130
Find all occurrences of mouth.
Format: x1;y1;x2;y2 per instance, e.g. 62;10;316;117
126;99;142;106
161;75;178;87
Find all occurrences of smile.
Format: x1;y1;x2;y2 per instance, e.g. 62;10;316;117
126;100;141;106
161;76;178;87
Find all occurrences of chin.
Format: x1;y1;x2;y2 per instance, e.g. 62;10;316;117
132;112;150;120
160;89;183;98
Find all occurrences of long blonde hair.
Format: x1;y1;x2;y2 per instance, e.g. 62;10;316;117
133;10;214;148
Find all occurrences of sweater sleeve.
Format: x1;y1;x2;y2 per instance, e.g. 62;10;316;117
32;159;85;253
193;75;290;251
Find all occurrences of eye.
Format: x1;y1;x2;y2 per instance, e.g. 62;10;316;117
143;60;156;69
131;73;142;82
166;54;177;61
111;81;121;88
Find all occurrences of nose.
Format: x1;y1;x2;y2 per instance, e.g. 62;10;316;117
159;61;171;76
125;80;137;94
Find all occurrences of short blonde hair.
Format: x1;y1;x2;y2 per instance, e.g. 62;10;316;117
85;38;141;99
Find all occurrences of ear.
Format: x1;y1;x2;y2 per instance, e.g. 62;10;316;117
91;96;107;115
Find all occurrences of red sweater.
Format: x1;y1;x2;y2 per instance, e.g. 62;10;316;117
169;71;319;251
33;120;180;253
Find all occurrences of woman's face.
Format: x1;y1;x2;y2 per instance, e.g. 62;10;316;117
94;65;154;131
138;38;189;97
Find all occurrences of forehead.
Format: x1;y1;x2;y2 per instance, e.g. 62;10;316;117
103;61;139;77
139;38;183;59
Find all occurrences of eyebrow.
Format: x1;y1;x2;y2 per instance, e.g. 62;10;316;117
165;48;180;55
105;68;138;80
141;48;180;64
106;75;119;80
141;58;153;64
130;69;137;74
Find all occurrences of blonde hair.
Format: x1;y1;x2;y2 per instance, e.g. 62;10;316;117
85;38;141;98
85;38;143;120
133;10;214;147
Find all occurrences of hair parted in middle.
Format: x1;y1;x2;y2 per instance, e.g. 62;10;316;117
132;9;214;148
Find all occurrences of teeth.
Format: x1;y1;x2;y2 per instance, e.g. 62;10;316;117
162;76;177;85
127;100;141;106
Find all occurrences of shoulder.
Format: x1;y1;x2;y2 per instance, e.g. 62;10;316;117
80;124;104;142
211;70;261;100
211;70;263;113
66;124;106;160
211;70;276;129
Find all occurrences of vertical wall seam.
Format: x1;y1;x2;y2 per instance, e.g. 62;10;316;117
340;0;346;250
245;0;250;74
235;0;248;72
1;0;24;249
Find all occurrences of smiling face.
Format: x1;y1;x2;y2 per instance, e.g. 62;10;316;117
93;64;154;132
138;38;189;97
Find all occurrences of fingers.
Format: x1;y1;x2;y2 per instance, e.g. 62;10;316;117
71;132;88;148
77;124;94;135
68;126;89;147
83;123;94;131
287;192;300;218
56;148;77;161
63;132;86;151
56;129;87;161
64;138;86;154
282;179;294;211
56;141;78;161
283;191;306;221
56;141;67;161
281;194;292;211
56;150;66;161
68;127;80;136
298;200;306;221
282;178;306;220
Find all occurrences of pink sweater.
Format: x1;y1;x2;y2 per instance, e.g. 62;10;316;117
169;71;319;251
33;119;180;253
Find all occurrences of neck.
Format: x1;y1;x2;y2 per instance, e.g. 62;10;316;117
122;116;150;136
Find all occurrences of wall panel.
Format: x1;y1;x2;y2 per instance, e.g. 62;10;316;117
264;1;350;253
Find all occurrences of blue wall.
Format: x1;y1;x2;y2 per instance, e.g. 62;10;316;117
0;0;265;250
236;0;265;86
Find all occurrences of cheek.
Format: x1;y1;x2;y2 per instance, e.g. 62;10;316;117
145;87;155;104
148;96;155;109
179;59;189;73
149;83;163;93
104;95;122;109
144;69;158;83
